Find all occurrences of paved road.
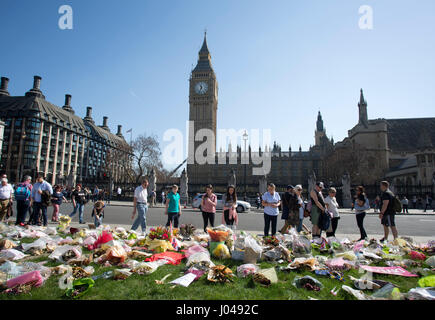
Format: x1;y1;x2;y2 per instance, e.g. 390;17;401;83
57;202;435;239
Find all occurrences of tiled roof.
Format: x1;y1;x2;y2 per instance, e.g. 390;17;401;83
386;118;435;152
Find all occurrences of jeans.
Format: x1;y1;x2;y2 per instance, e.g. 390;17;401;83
166;212;179;228
69;203;85;223
33;202;47;226
326;217;340;237
356;212;368;239
264;213;277;237
94;215;103;228
16;200;30;225
296;218;304;233
131;203;148;232
202;211;215;232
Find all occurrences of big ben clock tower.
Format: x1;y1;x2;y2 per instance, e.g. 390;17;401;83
188;32;218;162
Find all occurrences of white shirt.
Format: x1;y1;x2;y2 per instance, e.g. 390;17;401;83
134;185;148;203
325;196;340;218
0;184;14;200
298;196;305;219
117;188;122;195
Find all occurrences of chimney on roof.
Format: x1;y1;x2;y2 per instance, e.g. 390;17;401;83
100;116;110;131
62;94;74;114
84;106;94;123
117;125;122;136
25;75;45;99
0;77;10;96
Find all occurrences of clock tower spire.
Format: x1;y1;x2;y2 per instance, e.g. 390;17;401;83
188;32;218;162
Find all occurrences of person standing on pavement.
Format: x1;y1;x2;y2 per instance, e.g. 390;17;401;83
117;186;122;200
51;185;67;222
401;196;409;214
201;184;217;232
310;182;326;241
165;185;182;228
293;185;305;233
0;178;14;222
354;186;370;241
14;176;32;226
93;186;99;202
412;195;417;209
161;190;166;205
222;185;238;229
131;178;149;235
31;175;53;226
280;185;293;234
325;187;340;238
262;183;281;237
379;181;399;242
69;184;88;224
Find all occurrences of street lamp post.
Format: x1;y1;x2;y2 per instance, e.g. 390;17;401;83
242;130;248;201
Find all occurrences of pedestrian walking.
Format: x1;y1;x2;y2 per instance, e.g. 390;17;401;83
131;178;149;235
353;186;370;241
69;184;88;224
51;185;67;222
92;200;105;228
262;183;281;237
201;184;217;232
379;181;399;241
222;185;238;229
0;178;14;222
424;194;432;212
93;186;99;202
280;185;293;234
14;176;32;226
309;182;326;241
161;191;166;205
31;175;53;226
325;187;340;238
256;193;261;210
165;185;182;228
401;196;409;214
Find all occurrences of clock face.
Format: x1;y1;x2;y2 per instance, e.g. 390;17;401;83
195;81;208;94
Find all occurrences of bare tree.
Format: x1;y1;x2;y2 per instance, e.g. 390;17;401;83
131;134;162;183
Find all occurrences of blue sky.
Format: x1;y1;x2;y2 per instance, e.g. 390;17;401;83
1;0;435;170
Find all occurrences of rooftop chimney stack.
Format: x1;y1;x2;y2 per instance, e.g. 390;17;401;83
84;106;94;123
25;75;45;99
116;125;123;137
33;75;41;90
62;94;74;114
0;77;10;96
103;116;108;127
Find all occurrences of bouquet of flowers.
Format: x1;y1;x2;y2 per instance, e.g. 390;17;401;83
263;236;280;247
148;226;172;241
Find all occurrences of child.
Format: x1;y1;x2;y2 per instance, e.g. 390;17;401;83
92;200;105;228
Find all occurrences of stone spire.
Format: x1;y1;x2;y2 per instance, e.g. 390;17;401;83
316;110;324;132
358;88;368;127
193;31;213;72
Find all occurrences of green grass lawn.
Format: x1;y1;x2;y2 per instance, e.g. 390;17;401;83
0;244;426;300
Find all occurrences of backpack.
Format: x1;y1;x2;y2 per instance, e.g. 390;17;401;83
14;184;31;201
318;210;331;231
392;195;403;213
41;190;51;207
